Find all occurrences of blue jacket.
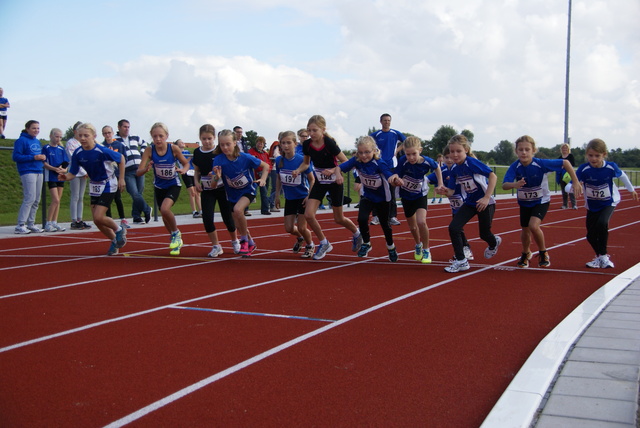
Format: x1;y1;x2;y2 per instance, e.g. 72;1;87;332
13;132;44;176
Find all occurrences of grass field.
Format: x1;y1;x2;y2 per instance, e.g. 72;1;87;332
2;139;638;226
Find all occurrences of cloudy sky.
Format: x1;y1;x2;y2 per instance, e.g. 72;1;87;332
3;0;639;152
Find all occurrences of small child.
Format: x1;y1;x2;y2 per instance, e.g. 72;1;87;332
575;138;638;268
58;123;127;255
502;135;582;268
212;129;270;257
192;124;239;257
390;136;442;263
137;123;190;256
431;154;444;204
42;128;69;232
291;115;362;260
440;134;500;273
335;136;398;261
274;130;316;258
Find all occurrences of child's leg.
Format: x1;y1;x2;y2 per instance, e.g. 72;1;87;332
377;201;394;246
215;190;237;241
114;189;126;219
304;198;325;242
528;217;546;251
477;204;497;246
332;205;358;234
520;227;531;254
188;187;197;212
47;187;60;222
415;208;429;248
283;214;299;236
586;206;615;255
160;198;178;233
449;205;476;260
357;199;374;243
91;204;117;240
233;197;251;237
296;214;313;244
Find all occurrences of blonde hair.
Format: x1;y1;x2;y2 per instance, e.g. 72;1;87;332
514;135;537;152
355;136;380;162
447;134;473;156
76;123;97;137
402;136;423;152
49;128;62;140
150;122;169;136
307;114;335;140
586;138;608;156
216;129;240;158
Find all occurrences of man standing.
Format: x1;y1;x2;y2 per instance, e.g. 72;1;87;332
370;113;406;225
115;119;151;223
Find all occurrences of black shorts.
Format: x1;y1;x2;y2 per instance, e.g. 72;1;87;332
231;193;255;211
401;196;428;218
91;191;116;208
519;202;550;227
284;198;306;216
181;173;195;188
309;182;343;207
47;181;65;189
154;185;182;206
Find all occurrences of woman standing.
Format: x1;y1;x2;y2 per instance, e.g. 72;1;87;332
13;120;45;234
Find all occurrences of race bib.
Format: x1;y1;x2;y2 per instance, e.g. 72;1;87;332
89;181;106;197
314;168;336;184
227;173;250;189
517;186;542;201
401;175;422;194
458;176;478;193
360;173;382;189
280;169;302;186
200;176;214;190
585;183;611;200
155;164;176;180
449;195;463;210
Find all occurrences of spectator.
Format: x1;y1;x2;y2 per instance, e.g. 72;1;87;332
0;87;9;139
66;121;92;229
249;136;273;215
13;120;45;234
115;119;151;223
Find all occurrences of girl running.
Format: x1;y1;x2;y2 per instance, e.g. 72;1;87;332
390;136;442;263
502;135;581;268
335;136;398;261
137;122;190;256
440;134;500;273
58;123;127;255
274;130;315;258
212;129;270;257
575;138;638;268
291;115;362;260
192;124;239;257
42;128;69;232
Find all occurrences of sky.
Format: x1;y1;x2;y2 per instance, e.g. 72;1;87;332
2;0;639;152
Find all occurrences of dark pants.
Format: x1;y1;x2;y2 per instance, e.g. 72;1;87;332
586;206;615;255
449;204;496;260
358;198;394;246
107;188;126;219
201;188;236;234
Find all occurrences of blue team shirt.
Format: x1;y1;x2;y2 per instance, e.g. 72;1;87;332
394;155;439;201
428;164;463;213
503;158;564;207
370;129;406;165
339;157;393;203
576;161;624;212
447;156;495;207
151;143;181;189
69;144;121;194
275;154;312;200
41;144;69;182
213;152;261;203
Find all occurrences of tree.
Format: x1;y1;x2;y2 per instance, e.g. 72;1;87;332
461;129;475;143
490;140;516;165
63;126;74;141
425;125;457;158
245;130;258;149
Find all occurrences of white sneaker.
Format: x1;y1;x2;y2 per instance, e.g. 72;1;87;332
26;224;44;233
208;245;223;258
389;217;401;226
313;242;333;260
484;235;502;259
44;223;56;232
232;240;241;254
53;223;66;232
445;258;470;273
463;245;474;260
600;254;614;268
585;256;602;268
14;225;31;234
370;216;380;225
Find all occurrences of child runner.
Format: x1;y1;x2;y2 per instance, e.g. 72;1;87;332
58;123;127;255
575;138;638;268
428;146;474;261
431;153;444;204
291;115;362;260
212;129;270;257
274;130;316;258
502;135;582;268
335;136;398;261
440;134;500;273
42;128;69;232
136;123;190;256
390;136;443;263
102;125;130;229
192;124;239;257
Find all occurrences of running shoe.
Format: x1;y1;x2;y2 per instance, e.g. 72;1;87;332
232;240;241;254
120;219;131;229
538;250;550;268
389;217;401;226
169;231;183;255
26;224;44;233
293;237;304;253
313;242;333;260
444;258;470;273
414;243;423;261
81;221;92;229
244;242;257;257
53;223;66;232
44;223;56;232
585;256;602;268
600;254;614;268
352;233;363;252
463;245;474;261
208;245;223;258
238;240;249;256
517;252;532;268
107;240;119;256
370;216;380;225
484;235;502;259
357;242;372;258
14;225;31;234
388;246;398;262
301;244;315;259
115;227;127;248
193;211;202;218
421;249;432;264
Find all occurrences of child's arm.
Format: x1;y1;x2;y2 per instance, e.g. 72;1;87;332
117;155;126;192
434;165;445;193
136;147;153;176
193;164;203;193
502;178;526;191
476;172;497;212
619;171;639;201
562;160;583;198
291;155;311;178
275;173;282;209
256;161;270;187
174;145;190;175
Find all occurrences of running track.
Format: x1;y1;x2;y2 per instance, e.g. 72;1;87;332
1;195;638;427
